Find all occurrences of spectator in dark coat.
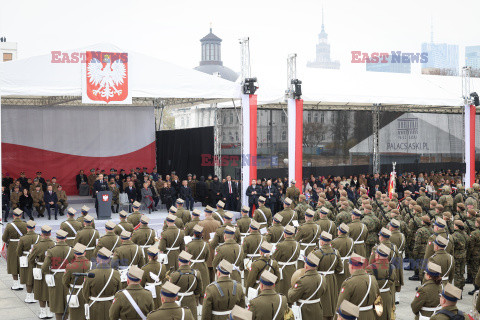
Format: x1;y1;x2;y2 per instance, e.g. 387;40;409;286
125;181;137;213
262;179;278;215
19;188;34;220
160;181;175;210
196;176;207;206
221;176;238;211
44;185;58;220
179;180;194;211
2;186;10;222
211;176;221;206
246;179;262;216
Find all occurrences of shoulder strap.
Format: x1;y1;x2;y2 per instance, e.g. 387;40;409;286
194;242;207;262
144;230;154;247
355;224;366;242
178;270;198;303
180;308;185;320
89;269;114;307
118;224;126;232
128;245;140;268
34;235;40;244
300;275;324;307
86;230;97;248
52;247;72;275
111;236;120;252
257;209;267;224
359;275;372;307
444;255;454;277
215;211;225;224
234;244;243;267
213;281;224;297
64;222;77;235
123;289;147;320
273;294;283;320
11;222;24;237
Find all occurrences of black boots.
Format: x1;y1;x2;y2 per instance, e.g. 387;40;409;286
466;276;474;284
469;285;478;295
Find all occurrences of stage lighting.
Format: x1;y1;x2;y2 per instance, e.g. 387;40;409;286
243;78;258;95
471;92;479;106
291;79;302;99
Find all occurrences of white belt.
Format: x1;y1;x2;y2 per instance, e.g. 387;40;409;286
145;282;162;287
70;284;83;289
212;310;232;315
298;298;321;304
359;305;373;311
37;262;44;266
301;243;316;247
118;266;129;270
66;237;76;240
247;254;261;258
341;256;351;261
278;261;297;266
177;291;194;297
9;239;20;242
85;247;95;251
51;269;66;273
141;245;150;248
421;306;439;312
23;251;30;255
90;296;115;302
191;259;205;263
318;271;334;275
240;233;249;237
166;247;180;251
354;241;365;244
441;276;449;281
379;288;391;293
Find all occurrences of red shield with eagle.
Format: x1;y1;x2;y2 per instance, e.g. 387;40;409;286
85;51;128;103
102;194;109;202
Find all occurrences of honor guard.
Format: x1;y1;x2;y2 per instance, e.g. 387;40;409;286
127;201;143;228
316;207;337;240
388;219;405;303
176;198;192;225
93;221;120;257
265;214;284;244
2;208;27;290
245;242;280;292
411;261;442;320
241;220;263;281
410;216;432;281
423;218;454;267
17;220;40;303
272;225;299;296
76;206;95;229
295;208;320;268
429;283;464;319
163;206;185;230
427;235;454;287
159;213;185;271
211;211;241;248
248;270;287;320
186;225;211;293
198;205;222;283
185;209;202;236
253;196;272;228
332;223;354;294
112;231;146;289
141;246;167;309
336;300;360;320
132;215;156;256
237;206;252;236
74;214;99;260
146;282;195;320
277;197;297;227
212;226;245;283
214;201;226;225
60;207;82;246
451;219;468;290
348;209;368;258
114;210;134;235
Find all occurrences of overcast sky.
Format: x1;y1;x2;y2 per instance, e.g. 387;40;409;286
1;0;479;84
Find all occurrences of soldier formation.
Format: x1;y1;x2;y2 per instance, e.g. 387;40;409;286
5;173;480;320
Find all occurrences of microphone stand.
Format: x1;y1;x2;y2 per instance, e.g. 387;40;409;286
62;274;80;320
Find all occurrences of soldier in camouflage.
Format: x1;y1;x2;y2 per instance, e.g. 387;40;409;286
294;194;313;225
361;204;381;258
468;217;480;293
409;216;432;282
451;220;468;290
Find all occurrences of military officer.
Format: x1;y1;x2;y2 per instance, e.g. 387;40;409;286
176;198;192;225
468;217;480;294
314;231;343;320
2;207;28;290
32;184;45;217
423;217;454;274
141;246;167;309
17;220;40;303
451;220;468;290
296;208;321;268
212;226;245;284
277;197;297;227
332;223;354;294
211;211;241;248
186;225;211;293
60;207;83;247
185;209;202;236
410;216;432;281
73;215;99;260
288;252;327;320
362;204;381;257
29;225;55;319
201;260;246;320
336;300;360;320
241;220;263;280
127;201;143;228
214;201;226;225
272;225;299;296
76;206;95;229
316;207;338;240
253;196;272;228
146;282;195;320
159;213;185;271
248;270;287;320
236;206;252;237
84;248;121;320
428;235;454;287
245;242;280;292
265;214;284;244
132;215;156;256
348;209;367;258
93;221;121;257
335;253;381;320
109;266;154;320
411;261;442;320
429;283;463;319
56;185;68;216
295;194;313;225
63;243;91;320
335;201;352;227
114;210;135;235
198;205;222;283
112;230;145;288
388;219;405;303
161;207;185;231
170;251;204;320
286;180;300;207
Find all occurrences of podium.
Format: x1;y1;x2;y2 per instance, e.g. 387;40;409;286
96;191;112;220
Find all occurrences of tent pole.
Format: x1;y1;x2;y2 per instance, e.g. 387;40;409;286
372;103;380;174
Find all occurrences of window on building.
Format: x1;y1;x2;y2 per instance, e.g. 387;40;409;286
267;130;272;141
181;117;185;127
3;53;12;62
229;112;233;124
321;133;325;141
314;113;318;123
307;112;312;123
281;112;286;123
235;131;239;141
282;131;286;141
229;132;234;142
320;113;325;124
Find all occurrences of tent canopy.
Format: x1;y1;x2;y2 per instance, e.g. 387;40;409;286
0;43;241;107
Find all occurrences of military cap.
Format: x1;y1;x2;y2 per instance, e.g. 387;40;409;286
319;207;330;214
224;211;234;220
193;225;204;234
430;200;438;206
97;247;113;260
217;200;225;208
205;205;214;213
225;226;236;235
26;220;36;228
284;197;292;205
443;212;452;219
161;282;181;298
127;266;144;281
169;206;178;213
320;231;333;242
230;305;252;320
388;201;396;209
305;252;320;267
166;213;177;223
73;243;87;255
250;220;261;230
421;215;431;224
299;194;306;201
378;227;391;238
376;244;391;257
434;235;448;248
241;206;250;213
83;214;94;223
176;198;185;204
436;204;444;211
13;208;23;216
41;225;52;234
56;229;68;239
339;223;349;234
352;208;362;217
434;217;446;228
140;215;150;224
454;219;464;228
119;210;128;217
132;201;141;208
349;253;366;266
178;251;192;263
291;180;296;184
67;207;77;215
192;209;202;216
364;204;373;210
273;214;283;223
217;259;233;274
442;283;462;301
259;270;277;286
147;246;159;256
284;225;296;235
105;221;116;230
390;219;400;228
412;205;422;213
338;300;360;319
305;208;315;217
391;209;399;215
81;205;90;212
260;242;273;254
468;209;477;216
120;230;132;239
425;261;442;277
457;203;465;209
258;196;266;202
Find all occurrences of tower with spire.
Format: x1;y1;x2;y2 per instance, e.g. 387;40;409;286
307;7;340;69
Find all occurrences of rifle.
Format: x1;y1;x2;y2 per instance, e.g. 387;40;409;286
399;202;419;229
420;203;433;220
374;198;391;223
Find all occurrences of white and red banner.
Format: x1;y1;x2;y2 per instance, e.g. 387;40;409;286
465;104;476;188
288;98;303;186
388;170;396;199
82;51;131;104
241;94;257;206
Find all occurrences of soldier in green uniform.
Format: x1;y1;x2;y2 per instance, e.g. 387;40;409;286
127;201;143;228
109;265;154;320
159;213;185;271
214;201;226;225
112;230;146;289
170;251;204;320
109;181;120;213
317;207;338;239
185;209;202;236
253;196;272;228
60;207;83;247
313;231;343;320
199;206;222;285
186;225;211;293
336;300;360;320
237;206;252;237
348;209;367;258
132;215;156;256
468;217;480;294
42;229;75;320
288;252;326;320
201;260;246;320
241;220;263;280
272;225;299;296
451;220;468;290
277;197;297;227
213;226;245;283
423;218;454;275
146;282;195;320
176;198;192;225
409;216;432;281
211;211;241;248
76;205;95;230
366;244;396;320
265;214;284;244
2;208;27;291
332;223;354;294
56;185;69;216
296;209;321;268
361;204;381;258
411;261;442;320
29;225;55;319
17;220;40;303
74;215;99;261
245;242;280;293
388;219;405;302
428;235;454;287
32;185;45;217
335;201;352;227
141;246;167;309
94;221;121;257
429;283;464;320
111;210;131;234
295;194;313;225
286;180;300;207
438;186;454;214
63;243;91;320
249;270;287;320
